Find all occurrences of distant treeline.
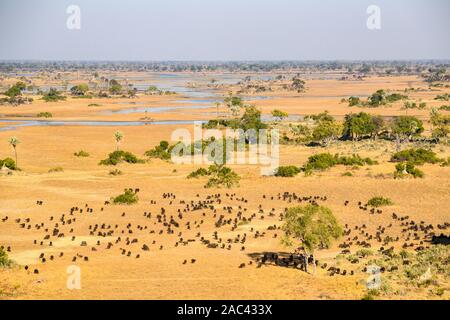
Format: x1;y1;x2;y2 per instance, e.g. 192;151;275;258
0;60;449;74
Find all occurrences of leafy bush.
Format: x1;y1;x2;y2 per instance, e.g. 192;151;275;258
144;141;173;160
99;151;143;166
394;162;424;179
37;112;52;118
439;105;450;111
74;150;90;157
48;167;64;173
367;197;393;207
303;153;377;174
434;93;450;101
112;189;139;205
275;166;301;177
391;148;439;165
187;168;209;179
109;169;123;176
0;247;13;267
187;164;240;188
42;88;66;102
0;158;16;170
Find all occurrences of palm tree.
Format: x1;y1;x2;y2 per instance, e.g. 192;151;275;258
8;137;20;169
114;131;124;151
214;102;221;119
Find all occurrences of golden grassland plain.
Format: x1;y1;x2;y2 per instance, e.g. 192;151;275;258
0;73;449;300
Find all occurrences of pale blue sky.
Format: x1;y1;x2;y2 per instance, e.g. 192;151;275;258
0;0;449;60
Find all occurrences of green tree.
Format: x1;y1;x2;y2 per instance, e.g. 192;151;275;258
312;119;343;147
8;137;20;169
271;109;289;122
282;205;343;273
391;116;424;140
70;83;89;96
239;106;267;131
224;94;243;117
343;112;377;140
114;131;124;151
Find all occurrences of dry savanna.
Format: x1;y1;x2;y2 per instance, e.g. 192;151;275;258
0;62;449;300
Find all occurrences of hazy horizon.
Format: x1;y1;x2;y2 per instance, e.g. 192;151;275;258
1;0;449;61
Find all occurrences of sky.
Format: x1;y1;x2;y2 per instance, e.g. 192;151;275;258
0;0;449;61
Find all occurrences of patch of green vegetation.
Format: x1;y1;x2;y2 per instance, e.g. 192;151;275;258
434;93;450;101
36;112;52;118
275;166;301;177
88;103;101;107
303;153;377;175
188;164;240;189
0;247;13;268
391;148;440;165
99;151;144;166
187;167;209;179
111;189;138;205
48;166;64;173
394;162;424;179
341;171;353;177
144;141;173;160
438;105;450;111
109;169;123;176
362;289;380;300
42;88;66;102
74;150;90;158
0;158;16;170
367;197;393;207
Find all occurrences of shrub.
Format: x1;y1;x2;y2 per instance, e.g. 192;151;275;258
99;151;143;166
391;148;439;165
0;247;13;267
304;153;337;172
144;141;172;160
342;172;353;177
88;103;101;107
205;164;240;189
394;162;424;179
434;93;450;101
187;168;209;179
112;189;138;205
37;112;52;118
109;169;123;176
74;150;90;157
439;105;450;111
42;88;66;102
187;164;240;188
275;166;301;177
367;197;393;207
0;158;16;170
48;167;64;173
303;153;377;174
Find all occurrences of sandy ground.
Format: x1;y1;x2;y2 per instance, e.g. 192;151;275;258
0;74;449;300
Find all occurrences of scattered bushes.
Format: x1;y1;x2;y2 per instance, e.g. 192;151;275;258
188;164;240;189
187;168;209;179
391;148;439;165
109;169;123;176
303;153;377;174
144;141;173;160
111;189;138;205
74;150;90;157
37;112;52;118
367;197;393;207
0;247;13;267
394;162;424;179
275;166;301;177
0;158;16;170
99;151;143;166
42;88;66;102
